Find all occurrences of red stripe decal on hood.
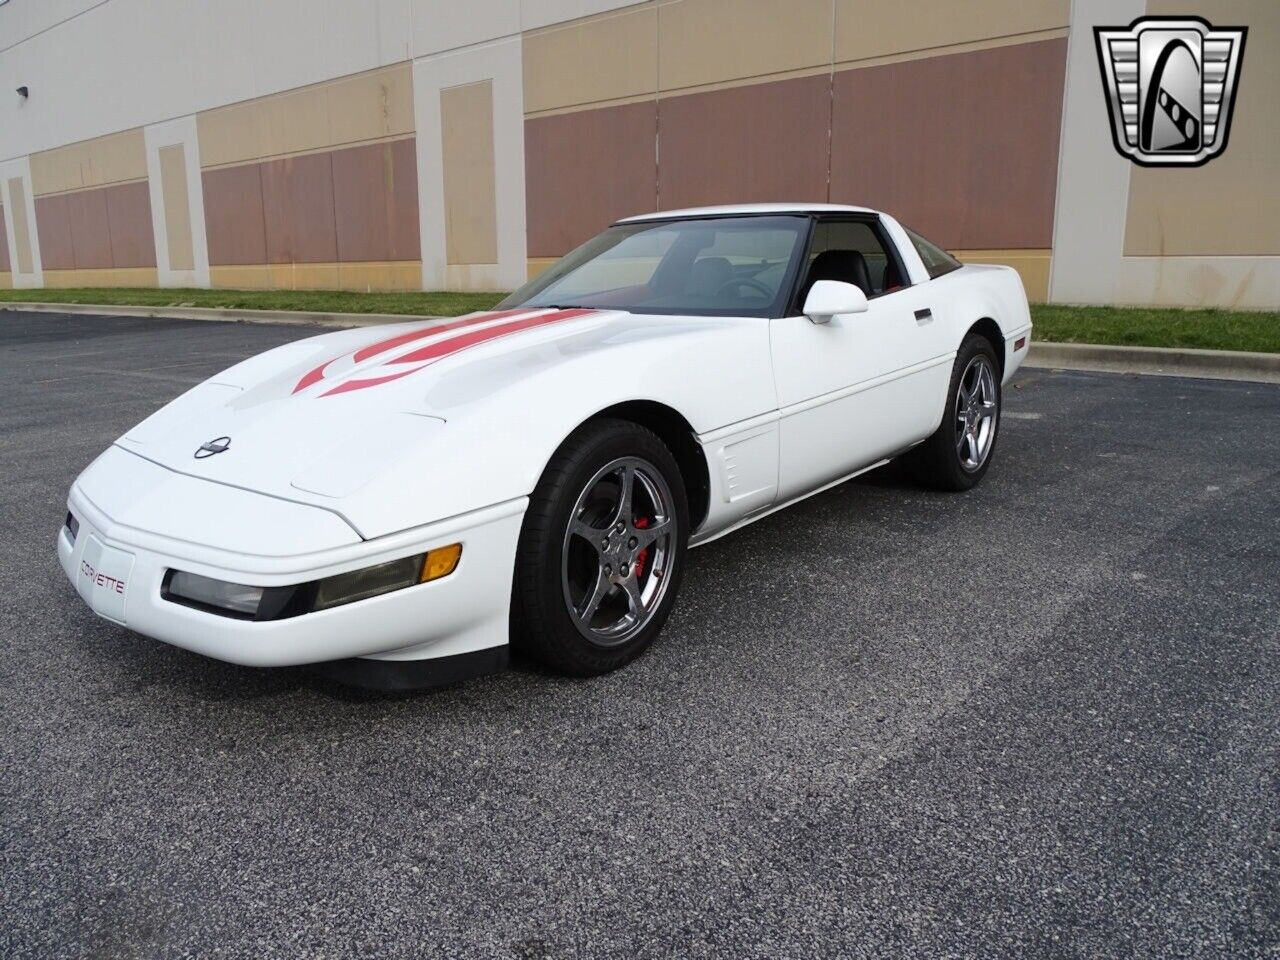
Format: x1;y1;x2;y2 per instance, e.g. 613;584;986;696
315;308;599;397
389;308;596;365
291;308;536;394
293;361;331;394
351;308;533;364
319;367;421;397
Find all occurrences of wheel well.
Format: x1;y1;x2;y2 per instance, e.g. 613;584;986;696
966;317;1005;380
589;401;710;531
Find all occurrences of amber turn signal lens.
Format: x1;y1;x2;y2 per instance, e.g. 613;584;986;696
420;543;462;582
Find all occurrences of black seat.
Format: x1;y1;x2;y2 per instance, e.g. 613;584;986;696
803;249;872;300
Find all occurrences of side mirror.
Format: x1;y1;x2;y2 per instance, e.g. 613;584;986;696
803;280;869;324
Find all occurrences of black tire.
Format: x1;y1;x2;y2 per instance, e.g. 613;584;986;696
905;334;1002;491
510;418;689;676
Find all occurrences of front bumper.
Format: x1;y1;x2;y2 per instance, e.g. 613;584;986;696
59;469;525;670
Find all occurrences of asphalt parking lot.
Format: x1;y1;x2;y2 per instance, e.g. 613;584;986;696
1;310;1276;959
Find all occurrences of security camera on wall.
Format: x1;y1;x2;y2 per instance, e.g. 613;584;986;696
16;85;27;99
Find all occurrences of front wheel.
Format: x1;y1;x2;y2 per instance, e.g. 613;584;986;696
906;335;1001;491
511;419;689;676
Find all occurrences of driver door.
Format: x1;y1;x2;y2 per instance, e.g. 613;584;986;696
770;217;951;501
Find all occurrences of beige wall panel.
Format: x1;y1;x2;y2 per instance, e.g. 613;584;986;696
658;0;833;93
0;206;9;274
1124;0;1280;256
0;272;11;290
334;261;422;291
255;88;333;167
326;64;416;148
42;267;158;288
8;178;34;274
29;129;148;197
527;257;557;280
209;261;421;291
440;81;499;266
834;0;1068;65
198;65;415;169
524;4;658;113
159;144;196;272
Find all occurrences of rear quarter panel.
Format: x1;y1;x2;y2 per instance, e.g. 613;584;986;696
923;263;1032;383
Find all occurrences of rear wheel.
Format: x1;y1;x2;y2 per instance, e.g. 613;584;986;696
511;419;688;676
907;335;1001;491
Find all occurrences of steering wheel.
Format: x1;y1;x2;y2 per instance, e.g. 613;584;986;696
714;277;773;300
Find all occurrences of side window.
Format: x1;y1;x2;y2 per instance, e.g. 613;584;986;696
801;219;908;300
904;227;962;280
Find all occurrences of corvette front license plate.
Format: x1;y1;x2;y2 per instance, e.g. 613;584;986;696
78;535;135;625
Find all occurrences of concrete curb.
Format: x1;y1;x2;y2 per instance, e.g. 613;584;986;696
4;301;1279;384
1025;340;1280;385
0;301;418;329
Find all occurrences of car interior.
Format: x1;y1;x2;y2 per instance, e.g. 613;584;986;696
506;215;913;318
797;220;907;306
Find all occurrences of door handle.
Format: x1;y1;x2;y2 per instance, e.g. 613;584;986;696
914;308;933;325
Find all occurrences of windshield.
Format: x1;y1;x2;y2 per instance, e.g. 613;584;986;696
498;215;810;318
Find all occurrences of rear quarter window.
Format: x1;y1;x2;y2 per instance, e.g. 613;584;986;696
905;227;963;280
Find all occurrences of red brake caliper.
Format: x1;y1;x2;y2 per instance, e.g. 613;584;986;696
633;516;651;579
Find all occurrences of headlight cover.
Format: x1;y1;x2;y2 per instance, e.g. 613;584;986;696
167;571;264;615
163;544;462;621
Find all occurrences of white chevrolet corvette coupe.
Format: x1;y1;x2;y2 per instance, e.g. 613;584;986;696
60;204;1030;689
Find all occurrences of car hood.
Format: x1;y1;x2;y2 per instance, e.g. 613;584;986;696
107;306;767;539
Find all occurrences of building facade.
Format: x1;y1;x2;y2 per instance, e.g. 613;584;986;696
0;0;1275;307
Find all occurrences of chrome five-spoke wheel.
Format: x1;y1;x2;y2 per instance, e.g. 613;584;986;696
955;355;998;472
561;457;677;647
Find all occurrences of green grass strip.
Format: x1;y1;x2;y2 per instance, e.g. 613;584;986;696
2;288;1276;353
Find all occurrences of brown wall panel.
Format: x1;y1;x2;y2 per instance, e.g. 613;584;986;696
34;181;155;271
332;138;420;263
0;206;10;273
105;181;157;269
35;195;76;270
202;165;268;266
525;99;657;258
260;152;339;264
657;74;831;211
66;188;114;269
830;39;1067;250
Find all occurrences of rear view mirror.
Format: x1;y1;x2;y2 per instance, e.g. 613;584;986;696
803;280;868;324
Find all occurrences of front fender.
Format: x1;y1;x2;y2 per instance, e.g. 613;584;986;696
335;316;774;538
